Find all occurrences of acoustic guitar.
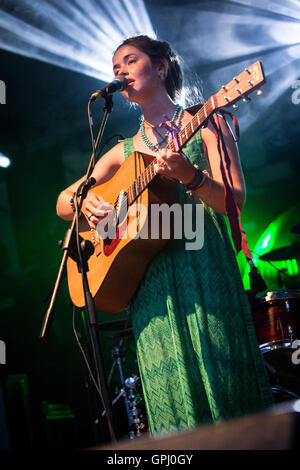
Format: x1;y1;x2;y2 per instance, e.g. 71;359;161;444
67;61;265;314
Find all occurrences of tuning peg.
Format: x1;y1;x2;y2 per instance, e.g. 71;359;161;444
232;104;238;111
242;95;251;102
256;89;263;96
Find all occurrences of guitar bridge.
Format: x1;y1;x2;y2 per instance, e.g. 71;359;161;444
116;190;128;224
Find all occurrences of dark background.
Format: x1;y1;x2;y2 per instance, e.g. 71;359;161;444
0;0;299;449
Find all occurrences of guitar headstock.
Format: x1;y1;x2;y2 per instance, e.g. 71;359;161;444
213;60;265;109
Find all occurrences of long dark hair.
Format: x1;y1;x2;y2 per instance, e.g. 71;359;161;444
114;35;183;102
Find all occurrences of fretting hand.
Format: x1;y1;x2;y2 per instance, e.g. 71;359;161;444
154;148;196;185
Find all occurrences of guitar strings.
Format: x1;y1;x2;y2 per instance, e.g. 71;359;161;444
115;102;211;212
125;102;210;205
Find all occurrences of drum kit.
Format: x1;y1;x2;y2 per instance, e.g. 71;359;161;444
250;223;300;402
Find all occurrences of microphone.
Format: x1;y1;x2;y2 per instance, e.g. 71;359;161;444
90;76;128;102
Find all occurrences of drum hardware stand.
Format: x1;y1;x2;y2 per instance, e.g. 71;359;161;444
277;268;287;290
112;346;143;439
263;345;300;401
248;259;267;295
123;375;145;439
39;93;117;443
102;345;144;439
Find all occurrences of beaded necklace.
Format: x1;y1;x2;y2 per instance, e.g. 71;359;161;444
140;104;183;152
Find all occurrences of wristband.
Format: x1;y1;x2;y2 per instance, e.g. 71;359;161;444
182;166;206;191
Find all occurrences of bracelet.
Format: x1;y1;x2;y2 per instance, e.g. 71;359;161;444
69;193;76;212
190;170;207;191
182;166;206;191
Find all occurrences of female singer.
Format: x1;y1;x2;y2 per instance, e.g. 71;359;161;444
56;35;273;436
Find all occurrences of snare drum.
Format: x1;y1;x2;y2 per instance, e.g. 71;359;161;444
252;290;300;378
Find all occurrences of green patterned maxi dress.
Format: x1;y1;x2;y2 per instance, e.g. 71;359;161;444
123;131;273;436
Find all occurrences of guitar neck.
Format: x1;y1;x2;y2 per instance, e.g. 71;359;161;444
126;98;216;205
169;98;216;152
126;59;265;206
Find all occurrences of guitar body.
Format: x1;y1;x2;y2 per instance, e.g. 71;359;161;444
66;151;177;314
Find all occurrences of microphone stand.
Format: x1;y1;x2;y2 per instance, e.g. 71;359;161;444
39;94;117;443
248;259;267;296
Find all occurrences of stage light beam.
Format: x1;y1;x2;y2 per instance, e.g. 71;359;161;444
0;0;156;82
163;0;300;129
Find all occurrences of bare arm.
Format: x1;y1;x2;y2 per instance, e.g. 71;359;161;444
56;141;125;226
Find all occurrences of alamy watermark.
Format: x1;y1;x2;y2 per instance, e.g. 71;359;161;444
96;202;204;251
0;340;6;365
291;80;300;105
0;80;6;104
292;339;300;365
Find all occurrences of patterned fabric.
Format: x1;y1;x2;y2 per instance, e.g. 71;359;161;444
123;133;273;436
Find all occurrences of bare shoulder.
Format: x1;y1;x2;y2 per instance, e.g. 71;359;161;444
200;114;240;160
96;140;125;167
200;114;233;145
91;140;125;185
200;114;245;191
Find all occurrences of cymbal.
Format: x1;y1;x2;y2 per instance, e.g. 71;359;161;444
259;242;300;261
291;223;300;234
